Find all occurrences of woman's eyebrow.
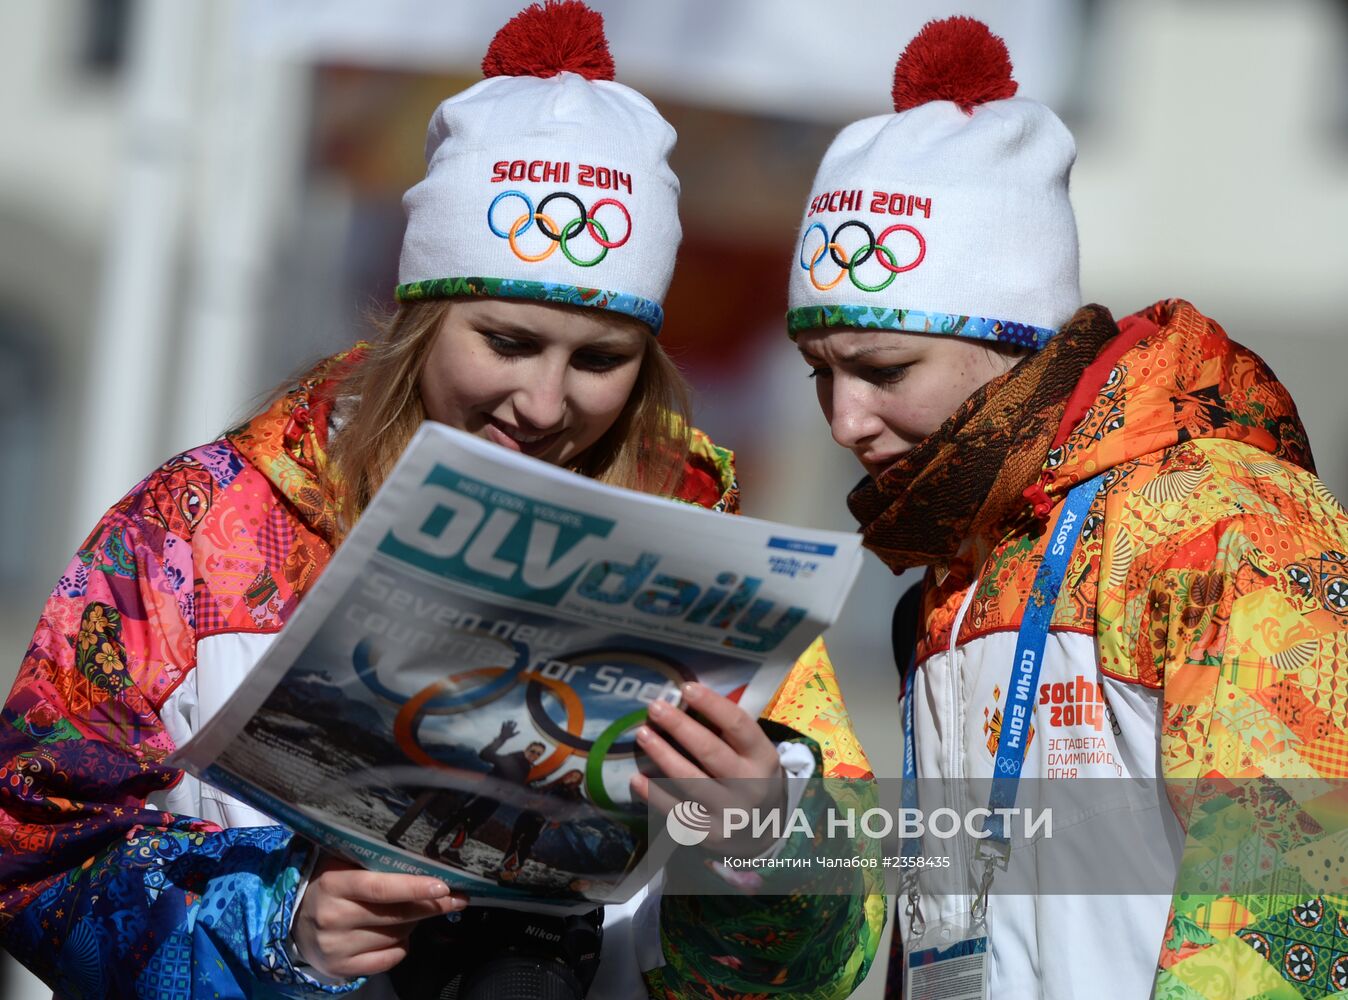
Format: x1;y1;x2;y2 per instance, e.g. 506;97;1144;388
835;344;907;363
576;336;641;352
797;344;898;364
476;320;537;339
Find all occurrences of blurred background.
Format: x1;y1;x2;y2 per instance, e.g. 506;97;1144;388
1;1;1345;995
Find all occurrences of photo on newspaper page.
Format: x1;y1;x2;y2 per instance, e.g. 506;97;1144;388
172;422;862;906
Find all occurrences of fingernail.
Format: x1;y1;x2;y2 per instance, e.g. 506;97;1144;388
682;681;703;701
428;881;450;897
636;726;653;743
647;699;667;718
449;894;470;910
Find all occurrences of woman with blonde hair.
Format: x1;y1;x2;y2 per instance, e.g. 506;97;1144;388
0;4;882;997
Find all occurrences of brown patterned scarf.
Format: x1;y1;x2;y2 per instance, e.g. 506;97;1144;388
847;305;1119;575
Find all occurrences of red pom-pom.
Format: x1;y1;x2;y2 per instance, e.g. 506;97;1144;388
892;16;1018;114
482;0;615;81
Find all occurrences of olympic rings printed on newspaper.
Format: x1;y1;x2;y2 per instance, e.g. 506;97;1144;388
357;636;575;780
353;635;530;711
488;189;632;267
586;709;649;812
351;637;691;792
393;666;584;783
525;647;694;755
799;220;926;292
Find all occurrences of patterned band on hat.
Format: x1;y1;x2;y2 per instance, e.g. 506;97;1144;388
396;275;664;334
397;5;681;339
784;19;1080;350
786;303;1054;349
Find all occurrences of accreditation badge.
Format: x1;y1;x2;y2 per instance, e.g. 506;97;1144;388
903;918;989;1000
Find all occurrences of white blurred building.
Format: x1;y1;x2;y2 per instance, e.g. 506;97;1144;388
0;2;1344;997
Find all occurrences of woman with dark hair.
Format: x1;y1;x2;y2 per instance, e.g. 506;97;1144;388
788;15;1348;999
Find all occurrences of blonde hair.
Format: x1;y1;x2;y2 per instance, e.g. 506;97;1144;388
325;300;693;534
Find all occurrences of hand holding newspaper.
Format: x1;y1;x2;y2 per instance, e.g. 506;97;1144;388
172;423;862;906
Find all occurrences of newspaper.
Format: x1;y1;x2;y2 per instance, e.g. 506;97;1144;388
173;421;862;906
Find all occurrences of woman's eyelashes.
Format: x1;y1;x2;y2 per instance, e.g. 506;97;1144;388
481;331;531;358
479;331;631;373
805;362;911;385
869;363;912;386
572;349;630;373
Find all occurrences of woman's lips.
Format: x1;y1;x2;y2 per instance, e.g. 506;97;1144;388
484;418;562;458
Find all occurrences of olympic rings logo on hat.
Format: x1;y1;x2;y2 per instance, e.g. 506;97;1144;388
799;220;926;292
488;189;632;268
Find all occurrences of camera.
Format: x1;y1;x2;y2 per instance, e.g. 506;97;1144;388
390;905;604;1000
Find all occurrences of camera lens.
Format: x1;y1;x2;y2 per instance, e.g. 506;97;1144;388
390;906;603;1000
462;955;586;1000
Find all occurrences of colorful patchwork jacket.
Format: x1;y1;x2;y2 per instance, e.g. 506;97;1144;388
900;300;1348;999
0;349;884;999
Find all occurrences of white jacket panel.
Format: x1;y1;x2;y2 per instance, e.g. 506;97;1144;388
906;624;1184;999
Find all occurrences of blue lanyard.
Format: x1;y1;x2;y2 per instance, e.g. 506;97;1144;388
900;642;920;862
900;474;1104;857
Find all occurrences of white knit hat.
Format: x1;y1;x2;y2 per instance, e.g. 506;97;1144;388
397;1;681;334
787;17;1080;349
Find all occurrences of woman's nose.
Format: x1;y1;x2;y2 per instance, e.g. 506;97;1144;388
510;363;567;430
828;380;881;450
